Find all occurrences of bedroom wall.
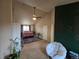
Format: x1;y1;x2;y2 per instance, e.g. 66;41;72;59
0;0;12;59
14;1;33;24
13;1;34;40
0;1;2;57
50;8;55;42
35;12;51;41
14;1;46;24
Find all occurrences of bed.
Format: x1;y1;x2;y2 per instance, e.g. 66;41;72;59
22;31;34;38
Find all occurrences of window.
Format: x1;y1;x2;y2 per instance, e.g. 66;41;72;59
23;25;30;31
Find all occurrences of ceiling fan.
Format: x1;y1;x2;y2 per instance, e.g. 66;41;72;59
32;7;41;20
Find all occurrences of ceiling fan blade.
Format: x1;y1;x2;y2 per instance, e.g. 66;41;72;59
32;7;42;20
36;16;41;19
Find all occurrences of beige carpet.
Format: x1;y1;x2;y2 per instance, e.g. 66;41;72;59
20;40;49;59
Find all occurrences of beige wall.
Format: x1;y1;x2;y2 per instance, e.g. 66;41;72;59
35;13;51;42
54;0;79;7
0;1;2;57
14;1;33;24
50;8;55;42
14;1;46;24
13;1;33;40
0;0;12;59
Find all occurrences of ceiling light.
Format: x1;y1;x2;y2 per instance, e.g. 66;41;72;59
32;7;36;20
32;17;37;20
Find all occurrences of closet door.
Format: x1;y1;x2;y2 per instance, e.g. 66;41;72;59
72;3;79;52
43;25;48;40
54;2;79;52
55;6;74;50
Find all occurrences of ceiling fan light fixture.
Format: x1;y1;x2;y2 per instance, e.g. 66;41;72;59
32;7;37;20
32;17;37;20
32;7;41;20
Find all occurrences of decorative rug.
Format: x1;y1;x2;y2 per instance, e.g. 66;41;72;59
23;37;42;44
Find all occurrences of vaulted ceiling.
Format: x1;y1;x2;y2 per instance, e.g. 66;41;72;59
17;0;79;12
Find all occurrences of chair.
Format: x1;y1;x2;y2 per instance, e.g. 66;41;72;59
46;42;67;59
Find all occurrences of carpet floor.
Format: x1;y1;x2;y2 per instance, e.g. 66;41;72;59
23;37;42;44
20;40;49;59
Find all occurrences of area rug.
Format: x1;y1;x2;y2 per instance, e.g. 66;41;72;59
23;37;42;44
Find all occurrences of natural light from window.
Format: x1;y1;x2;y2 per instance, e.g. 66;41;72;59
23;25;30;31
